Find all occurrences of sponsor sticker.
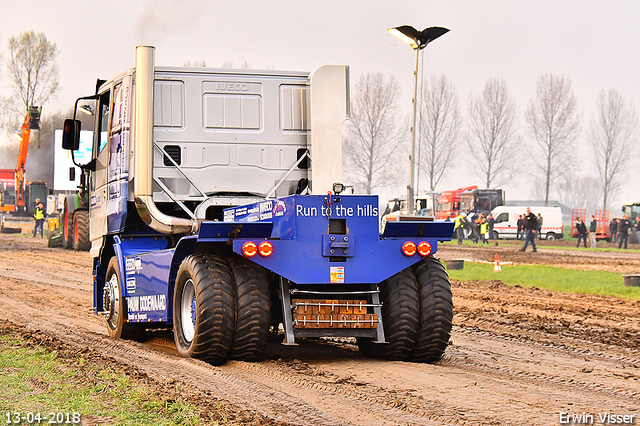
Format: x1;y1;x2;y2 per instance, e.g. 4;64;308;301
330;266;345;283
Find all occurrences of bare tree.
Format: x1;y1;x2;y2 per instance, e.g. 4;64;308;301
466;78;520;188
5;31;59;116
343;72;408;194
183;59;207;67
556;174;600;213
418;74;462;191
589;89;639;211
525;74;581;205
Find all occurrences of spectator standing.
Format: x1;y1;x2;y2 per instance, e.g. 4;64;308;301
618;214;631;249
589;214;598;248
480;218;489;244
575;219;588;248
454;213;467;245
487;213;495;240
537;213;543;239
610;218;618;243
32;202;45;238
518;208;538;252
516;215;524;240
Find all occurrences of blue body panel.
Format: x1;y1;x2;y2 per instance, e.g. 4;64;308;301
113;236;172;323
101;194;453;324
223;195;454;284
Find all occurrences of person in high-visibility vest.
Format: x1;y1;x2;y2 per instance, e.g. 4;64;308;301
480;218;489;244
454;213;467;245
33;202;45;238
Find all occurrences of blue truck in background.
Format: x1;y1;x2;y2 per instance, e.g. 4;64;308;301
61;46;454;364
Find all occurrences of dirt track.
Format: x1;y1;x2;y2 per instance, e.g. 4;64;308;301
0;233;638;425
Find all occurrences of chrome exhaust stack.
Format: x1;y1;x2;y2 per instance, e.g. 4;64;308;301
133;46;197;234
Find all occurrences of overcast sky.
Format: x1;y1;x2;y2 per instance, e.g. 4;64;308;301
1;0;638;208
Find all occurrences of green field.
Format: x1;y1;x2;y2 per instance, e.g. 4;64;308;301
0;332;211;426
446;261;640;300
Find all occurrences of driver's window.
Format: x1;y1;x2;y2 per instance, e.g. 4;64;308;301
496;213;508;223
98;91;111;153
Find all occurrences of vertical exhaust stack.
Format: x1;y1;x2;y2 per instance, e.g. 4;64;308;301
133;46;196;234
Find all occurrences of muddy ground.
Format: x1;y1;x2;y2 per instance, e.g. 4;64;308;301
0;233;638;425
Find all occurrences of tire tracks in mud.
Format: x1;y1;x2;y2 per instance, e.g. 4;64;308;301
1;234;640;425
445;327;640;402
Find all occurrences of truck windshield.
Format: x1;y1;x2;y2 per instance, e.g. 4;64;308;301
460;195;474;212
439;202;452;212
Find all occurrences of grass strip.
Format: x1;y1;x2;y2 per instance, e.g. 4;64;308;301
0;333;205;426
447;261;640;300
441;239;640;253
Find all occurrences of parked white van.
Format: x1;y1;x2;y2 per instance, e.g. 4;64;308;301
491;206;564;240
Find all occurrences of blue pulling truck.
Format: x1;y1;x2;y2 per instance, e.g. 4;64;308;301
61;46;454;364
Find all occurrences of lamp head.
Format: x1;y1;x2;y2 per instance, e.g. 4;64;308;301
388;25;449;50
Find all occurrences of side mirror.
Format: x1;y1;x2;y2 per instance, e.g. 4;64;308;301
62;119;81;151
69;167;76;181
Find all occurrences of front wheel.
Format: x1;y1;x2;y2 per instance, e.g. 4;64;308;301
104;257;144;340
61;206;73;249
173;255;236;365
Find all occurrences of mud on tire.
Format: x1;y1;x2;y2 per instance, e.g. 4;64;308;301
411;256;453;363
73;210;90;251
357;268;419;361
105;257;145;340
173;254;236;365
227;255;271;361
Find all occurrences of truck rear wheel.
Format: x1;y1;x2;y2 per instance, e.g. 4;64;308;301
105;257;144;340
61;206;73;249
227;255;271;361
357;268;419;361
410;256;453;363
73;210;90;251
173;255;236;365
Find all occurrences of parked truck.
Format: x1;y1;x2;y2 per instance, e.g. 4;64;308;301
61;46;454;364
436;186;477;220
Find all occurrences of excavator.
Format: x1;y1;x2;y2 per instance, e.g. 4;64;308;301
0;106;43;215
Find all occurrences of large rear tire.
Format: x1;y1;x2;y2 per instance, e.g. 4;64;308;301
173;255;236;365
73;210;90;251
357;268;419;361
227;255;271;361
105;257;145;340
411;256;453;363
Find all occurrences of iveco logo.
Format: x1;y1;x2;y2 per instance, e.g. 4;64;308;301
215;82;249;92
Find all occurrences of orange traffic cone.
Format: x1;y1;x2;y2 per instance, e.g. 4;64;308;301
494;254;502;272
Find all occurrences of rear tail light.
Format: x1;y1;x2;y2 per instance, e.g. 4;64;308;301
242;241;258;257
243;241;274;257
417;241;432;257
402;241;417;256
258;241;273;257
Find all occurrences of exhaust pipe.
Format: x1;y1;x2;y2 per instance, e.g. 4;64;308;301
133;46;197;234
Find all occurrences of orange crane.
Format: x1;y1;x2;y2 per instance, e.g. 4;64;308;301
14;106;41;213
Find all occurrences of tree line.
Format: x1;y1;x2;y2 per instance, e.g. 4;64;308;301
1;30;637;212
343;71;639;212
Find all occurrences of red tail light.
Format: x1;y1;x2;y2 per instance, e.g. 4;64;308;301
417;241;432;257
402;241;417;256
258;241;274;257
242;241;258;257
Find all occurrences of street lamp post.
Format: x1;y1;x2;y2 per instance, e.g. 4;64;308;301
388;25;449;215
